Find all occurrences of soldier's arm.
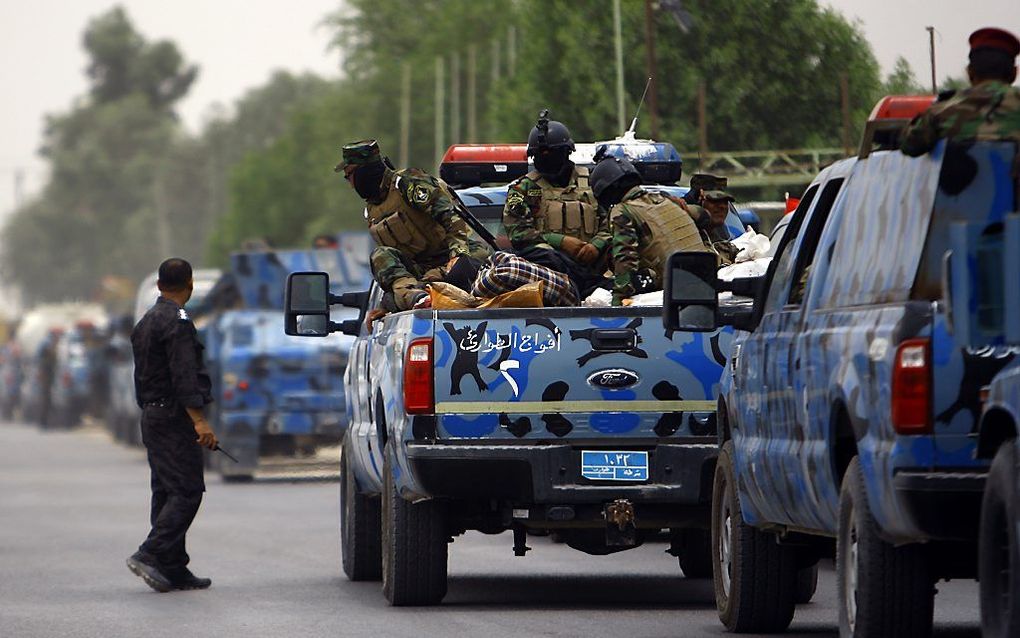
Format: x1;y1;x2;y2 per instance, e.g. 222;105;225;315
610;208;641;306
164;318;207;409
589;206;613;255
900;111;940;157
402;176;471;259
502;179;550;251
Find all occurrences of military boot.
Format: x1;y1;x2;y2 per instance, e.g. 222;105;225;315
167;567;212;591
126;551;173;593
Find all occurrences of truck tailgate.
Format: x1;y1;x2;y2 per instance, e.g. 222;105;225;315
431;307;730;441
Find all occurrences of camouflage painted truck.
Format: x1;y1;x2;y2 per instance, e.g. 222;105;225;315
283;140;750;606
665;135;1017;636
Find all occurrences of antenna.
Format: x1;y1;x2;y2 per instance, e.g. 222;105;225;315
627;77;653;135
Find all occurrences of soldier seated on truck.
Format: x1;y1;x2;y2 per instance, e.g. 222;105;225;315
590;150;707;306
335;139;490;312
502;110;612;298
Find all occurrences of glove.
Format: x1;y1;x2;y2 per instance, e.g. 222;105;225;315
559;236;585;259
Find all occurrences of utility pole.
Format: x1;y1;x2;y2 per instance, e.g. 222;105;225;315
13;169;24;209
435;56;445;171
508;27;517;76
613;0;626;133
643;0;660;139
926;26;937;94
467;43;478;143
697;80;708;160
399;62;411;168
840;73;851;157
490;39;501;140
451;52;461;143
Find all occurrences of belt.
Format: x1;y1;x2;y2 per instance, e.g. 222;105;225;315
143;398;173;408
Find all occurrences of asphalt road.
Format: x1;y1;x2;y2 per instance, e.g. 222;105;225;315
0;421;982;638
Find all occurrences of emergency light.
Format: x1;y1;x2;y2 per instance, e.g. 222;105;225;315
440;134;683;187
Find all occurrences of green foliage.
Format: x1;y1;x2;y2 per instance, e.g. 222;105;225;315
883;56;927;95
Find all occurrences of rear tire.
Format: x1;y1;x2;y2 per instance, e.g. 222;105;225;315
381;445;448;606
340;434;381;581
795;563;819;604
837;456;933;637
712;441;797;632
677;528;714;578
980;442;1020;638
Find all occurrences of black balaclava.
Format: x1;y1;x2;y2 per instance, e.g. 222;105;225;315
353;161;387;201
534;148;573;185
595;176;640;212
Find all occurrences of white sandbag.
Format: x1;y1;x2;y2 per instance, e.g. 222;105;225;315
729;229;771;263
582;287;613;307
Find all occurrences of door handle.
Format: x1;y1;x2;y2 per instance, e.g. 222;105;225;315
590;329;636;352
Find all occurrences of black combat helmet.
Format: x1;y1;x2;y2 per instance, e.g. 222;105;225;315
590;147;641;210
526;109;575;157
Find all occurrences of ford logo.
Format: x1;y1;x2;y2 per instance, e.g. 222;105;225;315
587;368;640;390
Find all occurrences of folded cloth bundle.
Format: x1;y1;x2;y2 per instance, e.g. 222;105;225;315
429;281;545;310
472;251;578;307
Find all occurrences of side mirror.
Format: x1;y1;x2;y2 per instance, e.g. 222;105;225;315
284;272;333;337
663;252;720;332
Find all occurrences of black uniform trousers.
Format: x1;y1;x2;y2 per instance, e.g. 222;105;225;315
137;403;205;571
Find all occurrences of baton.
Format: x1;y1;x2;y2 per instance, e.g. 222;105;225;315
214;445;239;464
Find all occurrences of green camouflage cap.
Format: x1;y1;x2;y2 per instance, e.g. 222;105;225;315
335;139;382;172
689;173;728;191
703;189;735;202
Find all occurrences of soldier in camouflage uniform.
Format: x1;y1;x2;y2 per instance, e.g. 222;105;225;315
502;111;611;271
902;27;1020;157
336;140;489;312
591;153;707;306
682;173;727;207
695;190;740;265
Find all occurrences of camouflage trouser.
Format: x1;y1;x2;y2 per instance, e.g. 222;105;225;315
138;404;204;571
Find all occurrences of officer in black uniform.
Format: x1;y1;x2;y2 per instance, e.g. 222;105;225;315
126;258;217;593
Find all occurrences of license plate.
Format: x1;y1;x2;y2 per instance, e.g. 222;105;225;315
581;450;649;482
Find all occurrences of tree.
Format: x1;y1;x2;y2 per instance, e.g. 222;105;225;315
883;56;926;95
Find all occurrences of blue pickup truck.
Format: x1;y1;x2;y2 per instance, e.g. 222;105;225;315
947;210;1020;638
286;143;750;605
664;138;1017;636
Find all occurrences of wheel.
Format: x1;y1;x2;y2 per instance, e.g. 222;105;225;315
340;434;381;581
712;441;797;633
980;442;1020;638
677;528;714;578
795;563;819;604
381;444;448;606
837;456;933;637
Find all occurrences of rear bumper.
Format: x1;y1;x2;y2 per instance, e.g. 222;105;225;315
893;470;986;541
405;440;717;506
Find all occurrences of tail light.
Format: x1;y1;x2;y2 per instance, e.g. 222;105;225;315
892;338;931;434
237;380;249;391
404;338;434;414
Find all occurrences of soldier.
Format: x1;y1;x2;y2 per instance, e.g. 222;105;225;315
902;27;1020;157
697;190;741;265
591;153;706;306
336;140;487;312
127;258;216;593
502;110;611;270
682;173;727;207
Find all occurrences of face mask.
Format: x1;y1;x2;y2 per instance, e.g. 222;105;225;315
353;162;386;200
534;148;569;178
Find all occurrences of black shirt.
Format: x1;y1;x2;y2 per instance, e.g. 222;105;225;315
131;297;213;409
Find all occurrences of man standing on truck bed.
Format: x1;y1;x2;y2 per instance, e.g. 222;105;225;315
902;27;1020;157
590;151;705;306
502;110;611;288
336;140;488;312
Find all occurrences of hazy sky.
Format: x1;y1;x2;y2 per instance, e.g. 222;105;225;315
1;0;1017;217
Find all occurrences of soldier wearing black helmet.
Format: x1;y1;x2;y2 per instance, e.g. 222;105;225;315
502;110;611;270
590;150;706;306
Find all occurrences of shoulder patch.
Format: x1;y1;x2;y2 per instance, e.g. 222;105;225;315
411;183;431;204
505;191;525;206
178;308;190;322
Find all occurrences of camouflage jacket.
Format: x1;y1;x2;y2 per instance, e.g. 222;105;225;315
901;81;1020;156
610;187;703;306
368;168;471;261
501;168;611;255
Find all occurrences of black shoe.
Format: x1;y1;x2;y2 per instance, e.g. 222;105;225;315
126;552;173;593
167;567;211;590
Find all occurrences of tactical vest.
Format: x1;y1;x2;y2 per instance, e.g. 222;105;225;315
525;167;600;243
616;191;705;281
366;171;447;258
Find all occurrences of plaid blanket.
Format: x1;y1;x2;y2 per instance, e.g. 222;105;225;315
472;251;579;307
